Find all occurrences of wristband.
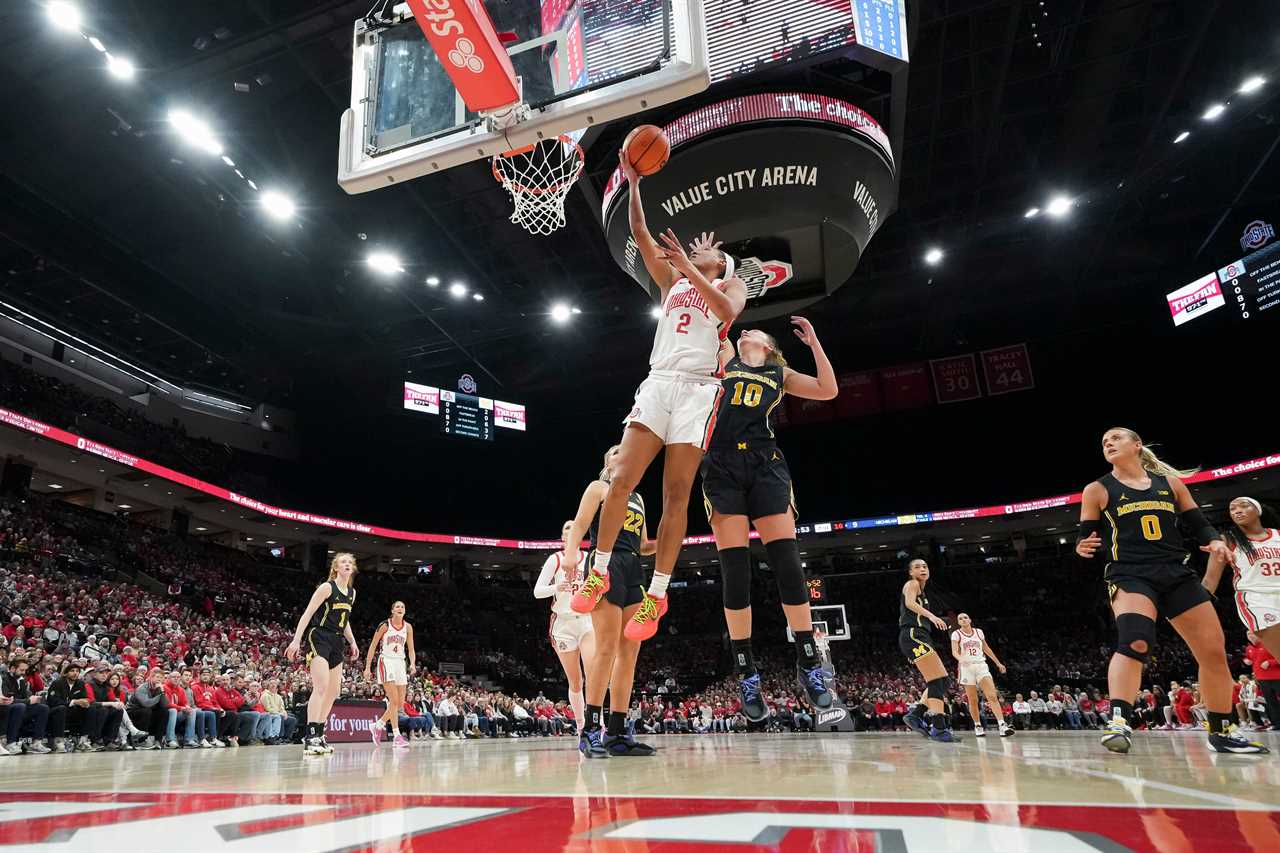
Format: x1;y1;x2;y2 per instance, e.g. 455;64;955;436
1077;520;1101;542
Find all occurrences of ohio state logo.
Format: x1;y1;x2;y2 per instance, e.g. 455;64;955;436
448;38;483;73
1240;220;1275;251
1266;613;1276;624
736;257;794;300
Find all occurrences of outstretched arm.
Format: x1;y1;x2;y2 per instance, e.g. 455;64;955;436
782;317;837;400
656;229;745;324
622;150;677;295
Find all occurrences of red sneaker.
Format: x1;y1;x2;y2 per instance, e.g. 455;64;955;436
624;592;668;641
571;570;610;613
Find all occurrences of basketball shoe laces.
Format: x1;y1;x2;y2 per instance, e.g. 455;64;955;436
632;594;659;625
579;572;605;600
802;666;827;696
740;674;762;703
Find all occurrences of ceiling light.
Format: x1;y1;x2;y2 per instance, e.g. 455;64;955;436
105;54;135;80
550;303;572;324
48;484;63;489
367;252;404;275
1238;76;1265;95
47;1;82;31
260;190;296;221
246;537;254;541
650;306;663;319
195;527;208;531
1024;207;1040;218
1201;103;1226;121
1045;195;1072;218
246;180;258;190
221;156;235;167
449;282;467;298
425;276;440;287
571;307;582;315
472;293;484;301
168;109;223;156
266;540;276;544
923;247;944;266
1173;131;1190;144
118;504;132;509
88;36;105;51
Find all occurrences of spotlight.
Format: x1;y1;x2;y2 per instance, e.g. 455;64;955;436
449;282;467;298
1239;76;1266;95
246;180;258;190
1173;131;1190;144
650;306;663;319
571;306;582;315
1045;195;1072;218
425;276;440;287
1201;103;1226;121
88;36;105;51
550;303;572;324
260;190;296;221
923;247;944;266
367;252;404;275
221;156;235;167
473;293;484;302
1024;207;1040;219
167;109;223;156
105;54;135;80
47;1;81;31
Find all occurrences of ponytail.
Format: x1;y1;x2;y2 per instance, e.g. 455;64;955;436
1136;445;1198;479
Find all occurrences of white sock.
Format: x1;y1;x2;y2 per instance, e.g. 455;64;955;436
647;571;670;599
569;689;585;729
592;551;611;577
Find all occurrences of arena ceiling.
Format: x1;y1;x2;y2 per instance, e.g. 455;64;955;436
1;1;1278;534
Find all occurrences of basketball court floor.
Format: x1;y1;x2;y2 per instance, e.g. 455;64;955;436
4;731;1278;851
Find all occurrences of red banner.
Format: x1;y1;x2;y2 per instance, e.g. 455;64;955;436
834;370;881;418
879;363;930;412
325;699;386;743
981;344;1035;396
929;354;982;404
404;0;520;113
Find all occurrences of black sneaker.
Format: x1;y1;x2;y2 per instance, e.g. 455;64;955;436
796;662;833;709
603;733;656;756
578;728;609;759
903;707;929;738
1208;730;1270;754
739;673;768;722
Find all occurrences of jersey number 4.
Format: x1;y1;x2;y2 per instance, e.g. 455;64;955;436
623;509;644;534
730;380;763;407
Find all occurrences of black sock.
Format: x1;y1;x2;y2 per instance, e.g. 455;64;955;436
793;630;821;669
585;704;603;732
1207;711;1233;736
606;711;626;737
731;639;757;677
1110;700;1133;725
926;711;949;730
307;722;321;740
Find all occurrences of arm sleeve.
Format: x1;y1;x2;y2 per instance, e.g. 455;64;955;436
1179;507;1219;546
533;554;560;599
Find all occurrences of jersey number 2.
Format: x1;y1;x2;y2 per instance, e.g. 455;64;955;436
623;509;643;534
674;312;692;335
1139;514;1162;541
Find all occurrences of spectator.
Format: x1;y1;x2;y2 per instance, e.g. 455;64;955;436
44;661;91;752
83;663;126;750
2;656;52;753
259;679;297;744
1077;692;1098;728
127;669;171;749
1062;692;1082;730
1028;691;1048;729
1012;694;1031;730
1045;694;1064;729
163;669;200;747
1245;633;1280;726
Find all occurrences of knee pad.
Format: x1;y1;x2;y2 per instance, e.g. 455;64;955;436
926;676;948;701
719;547;752;610
1114;613;1156;663
765;538;808;606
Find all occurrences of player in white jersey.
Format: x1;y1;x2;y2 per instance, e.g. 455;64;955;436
572;145;747;645
535;520;597;730
1205;497;1280;661
363;601;415;749
950;613;1013;737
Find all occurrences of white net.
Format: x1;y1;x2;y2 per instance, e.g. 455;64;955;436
491;135;585;236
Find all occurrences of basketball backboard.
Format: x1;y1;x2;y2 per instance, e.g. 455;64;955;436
338;0;708;194
787;604;849;643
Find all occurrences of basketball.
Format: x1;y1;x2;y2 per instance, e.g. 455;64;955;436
624;124;669;176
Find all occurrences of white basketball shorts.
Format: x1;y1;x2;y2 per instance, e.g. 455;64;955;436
958;660;993;686
624;374;724;449
549;612;593;653
377;656;408;686
1235;589;1280;634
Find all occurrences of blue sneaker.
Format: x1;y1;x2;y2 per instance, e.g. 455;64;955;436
927;724;957;743
739;673;768;722
578;728;609;759
796;663;833;709
603;733;656;756
903;707;929;738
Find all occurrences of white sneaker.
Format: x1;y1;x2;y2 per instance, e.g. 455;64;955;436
200;738;213;748
53;738;66;753
25;740;51;754
212;738;226;748
431;730;443;740
304;737;328;756
141;737;159;750
974;726;985;737
164;739;179;749
5;741;23;755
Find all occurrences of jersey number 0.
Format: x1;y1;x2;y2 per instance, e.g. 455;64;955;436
1139;514;1162;541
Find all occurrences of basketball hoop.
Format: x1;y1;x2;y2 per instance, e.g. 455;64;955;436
491;134;585;236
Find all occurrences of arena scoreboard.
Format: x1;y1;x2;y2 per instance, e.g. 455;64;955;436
402;381;526;441
1168;216;1279;327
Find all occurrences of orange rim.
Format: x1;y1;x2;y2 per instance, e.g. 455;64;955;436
491;135;585;196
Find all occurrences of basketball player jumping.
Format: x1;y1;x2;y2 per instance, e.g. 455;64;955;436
534;520;597;730
703;321;837;722
363;600;416;749
286;552;360;755
950;613;1013;737
564;446;658;757
1076;428;1267;754
570;146;747;643
1203;497;1280;662
898;558;957;742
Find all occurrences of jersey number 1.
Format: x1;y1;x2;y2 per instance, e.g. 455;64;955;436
1140;514;1162;541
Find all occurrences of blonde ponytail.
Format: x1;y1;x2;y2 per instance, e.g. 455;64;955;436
1112;428;1198;478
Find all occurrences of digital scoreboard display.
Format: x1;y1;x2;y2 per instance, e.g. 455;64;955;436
1168;216;1279;328
440;390;493;442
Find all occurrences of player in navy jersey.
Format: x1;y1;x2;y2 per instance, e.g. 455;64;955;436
1077;428;1267;755
286;553;360;755
701;318;838;722
898;559;957;742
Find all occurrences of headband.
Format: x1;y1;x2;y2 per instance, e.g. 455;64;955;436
1237;497;1263;515
722;252;735;281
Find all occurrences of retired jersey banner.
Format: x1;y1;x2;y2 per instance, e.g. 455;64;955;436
787;395;836;425
879;363;930;412
835;370;881;418
981;344;1035;396
929;354;982;404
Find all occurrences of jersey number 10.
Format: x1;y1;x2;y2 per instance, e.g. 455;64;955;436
730;381;764;407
